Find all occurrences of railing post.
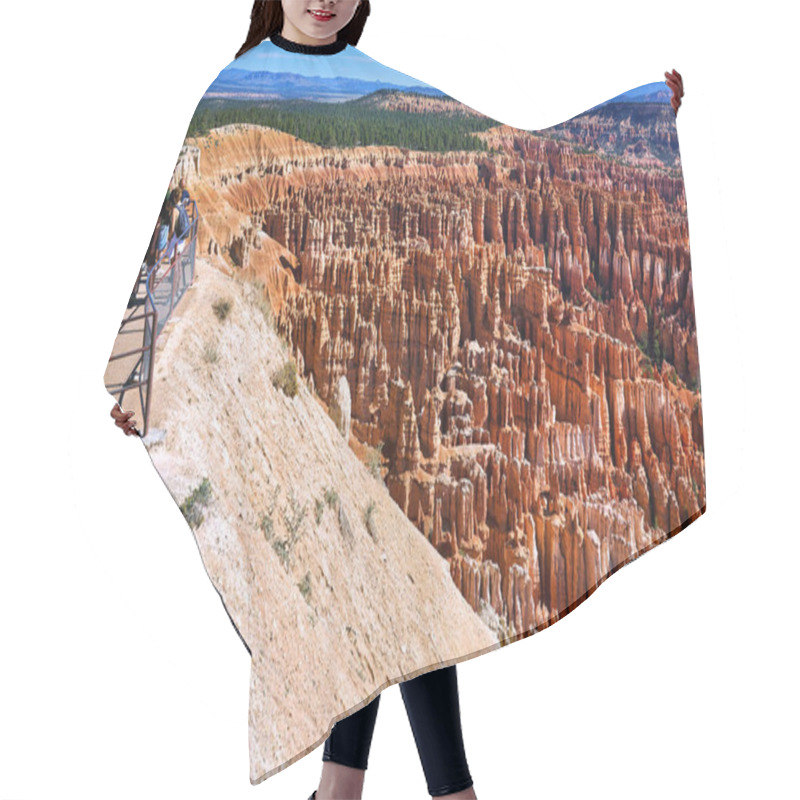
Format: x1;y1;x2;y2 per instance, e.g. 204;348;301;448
143;305;157;438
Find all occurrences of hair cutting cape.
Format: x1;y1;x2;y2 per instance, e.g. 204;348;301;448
103;32;706;786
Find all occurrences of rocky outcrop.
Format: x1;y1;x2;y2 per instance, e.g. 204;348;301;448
329;374;352;440
172;143;201;186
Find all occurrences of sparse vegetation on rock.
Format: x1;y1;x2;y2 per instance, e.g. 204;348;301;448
180;477;213;529
212;297;232;321
259;477;281;540
298;571;312;603
202;342;218;364
272;360;299;398
283;489;308;537
324;486;339;509
261;489;309;570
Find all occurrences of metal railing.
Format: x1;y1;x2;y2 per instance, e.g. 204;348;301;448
105;199;199;437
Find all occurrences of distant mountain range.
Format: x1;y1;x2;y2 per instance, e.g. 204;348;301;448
206;69;671;111
593;81;672;108
206;69;446;102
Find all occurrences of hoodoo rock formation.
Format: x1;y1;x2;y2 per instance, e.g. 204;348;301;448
182;96;705;640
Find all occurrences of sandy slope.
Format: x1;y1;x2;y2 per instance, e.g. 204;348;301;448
139;255;498;784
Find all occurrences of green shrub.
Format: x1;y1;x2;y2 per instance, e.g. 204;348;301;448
260;489;308;570
651;327;663;365
272;360;299;398
324;486;339;509
180;477;213;529
212;297;232;321
298;571;312;603
271;536;291;567
260;513;274;540
202;342;218;363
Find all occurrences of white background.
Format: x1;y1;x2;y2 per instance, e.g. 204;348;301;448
1;1;796;798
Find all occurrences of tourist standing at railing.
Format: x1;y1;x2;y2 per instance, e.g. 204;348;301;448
161;187;193;262
143;184;192;268
179;176;191;207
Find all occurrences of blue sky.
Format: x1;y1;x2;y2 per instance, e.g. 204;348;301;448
225;39;434;88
